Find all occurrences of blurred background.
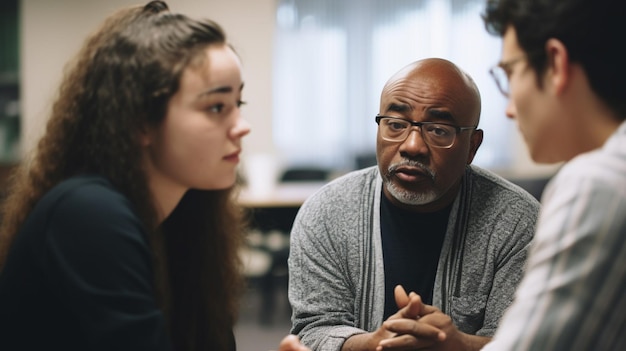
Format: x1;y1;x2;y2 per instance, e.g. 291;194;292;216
0;1;559;350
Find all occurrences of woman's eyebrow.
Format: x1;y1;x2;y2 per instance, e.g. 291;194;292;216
198;85;233;98
197;82;244;99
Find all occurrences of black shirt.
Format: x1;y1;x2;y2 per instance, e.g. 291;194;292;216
0;175;173;351
380;192;451;320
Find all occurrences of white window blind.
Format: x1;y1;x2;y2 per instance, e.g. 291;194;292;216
273;0;512;170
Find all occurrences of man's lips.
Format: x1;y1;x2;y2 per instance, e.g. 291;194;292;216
392;166;432;182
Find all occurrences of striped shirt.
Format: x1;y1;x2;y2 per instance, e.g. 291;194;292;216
482;121;626;351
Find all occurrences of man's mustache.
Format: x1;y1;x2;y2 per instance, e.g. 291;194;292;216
388;160;435;180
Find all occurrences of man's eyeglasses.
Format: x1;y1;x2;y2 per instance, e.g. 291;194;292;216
375;116;477;149
489;55;527;97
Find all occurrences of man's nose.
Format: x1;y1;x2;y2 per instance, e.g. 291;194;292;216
399;128;429;155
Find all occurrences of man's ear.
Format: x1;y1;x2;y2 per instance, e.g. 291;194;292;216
545;38;570;96
466;128;484;165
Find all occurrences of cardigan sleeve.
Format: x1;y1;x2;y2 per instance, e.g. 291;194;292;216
288;168;383;351
288;184;367;351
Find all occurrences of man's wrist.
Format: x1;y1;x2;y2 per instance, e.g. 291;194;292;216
458;333;491;351
341;332;379;351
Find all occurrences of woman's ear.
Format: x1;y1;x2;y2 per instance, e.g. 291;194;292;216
139;125;154;147
545;38;570;96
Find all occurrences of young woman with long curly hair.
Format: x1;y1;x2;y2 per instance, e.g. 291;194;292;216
0;2;309;350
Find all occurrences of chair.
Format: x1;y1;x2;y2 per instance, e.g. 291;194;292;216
279;167;330;182
354;152;377;170
508;175;553;201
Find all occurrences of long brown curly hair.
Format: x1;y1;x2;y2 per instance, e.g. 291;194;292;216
0;2;244;350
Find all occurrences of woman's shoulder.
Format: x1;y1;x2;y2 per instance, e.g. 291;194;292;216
16;175;150;274
33;174;138;229
47;174;118;199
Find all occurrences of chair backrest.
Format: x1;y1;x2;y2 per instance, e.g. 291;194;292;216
280;167;329;182
354;153;377;170
508;175;553;201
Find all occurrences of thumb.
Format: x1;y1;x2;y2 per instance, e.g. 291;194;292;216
401;293;425;319
394;285;409;309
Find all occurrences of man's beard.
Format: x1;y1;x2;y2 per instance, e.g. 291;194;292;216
384;160;438;205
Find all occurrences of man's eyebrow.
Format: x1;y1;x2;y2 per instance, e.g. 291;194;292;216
426;109;456;123
384;103;411;114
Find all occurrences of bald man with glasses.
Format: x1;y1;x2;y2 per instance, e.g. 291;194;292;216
288;58;540;351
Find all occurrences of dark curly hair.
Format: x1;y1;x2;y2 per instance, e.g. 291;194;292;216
0;1;245;350
483;0;626;120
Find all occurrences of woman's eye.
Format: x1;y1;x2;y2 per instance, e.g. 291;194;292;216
206;100;245;113
207;104;224;113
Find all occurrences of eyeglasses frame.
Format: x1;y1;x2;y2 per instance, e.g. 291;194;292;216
489;55;529;97
375;115;477;149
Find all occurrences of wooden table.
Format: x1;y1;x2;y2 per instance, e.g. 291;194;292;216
238;181;326;208
238;181;327;324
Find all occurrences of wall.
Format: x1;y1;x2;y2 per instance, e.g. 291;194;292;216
21;0;276;159
20;0;558;178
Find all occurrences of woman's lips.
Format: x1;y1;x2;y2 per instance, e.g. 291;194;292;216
224;150;240;163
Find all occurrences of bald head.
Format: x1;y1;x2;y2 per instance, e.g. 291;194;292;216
382;58;482;125
376;58;484;211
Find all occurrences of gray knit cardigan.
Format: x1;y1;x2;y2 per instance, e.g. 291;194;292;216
288;165;540;351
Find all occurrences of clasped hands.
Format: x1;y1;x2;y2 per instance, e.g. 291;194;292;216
276;284;471;351
373;285;465;351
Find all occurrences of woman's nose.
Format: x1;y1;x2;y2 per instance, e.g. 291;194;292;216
232;117;251;139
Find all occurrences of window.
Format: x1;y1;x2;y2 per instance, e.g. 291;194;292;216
273;0;511;170
0;0;20;164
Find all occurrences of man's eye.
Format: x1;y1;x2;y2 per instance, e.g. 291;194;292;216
426;125;453;137
237;100;247;108
388;122;407;131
